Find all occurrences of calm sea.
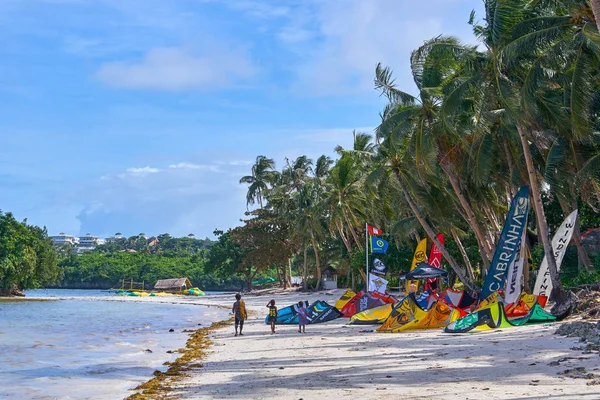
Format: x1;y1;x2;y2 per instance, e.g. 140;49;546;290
0;289;229;400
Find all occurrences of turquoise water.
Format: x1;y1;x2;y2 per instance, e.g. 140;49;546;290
0;290;229;400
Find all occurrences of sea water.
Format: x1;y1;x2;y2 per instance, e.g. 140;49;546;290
0;290;229;400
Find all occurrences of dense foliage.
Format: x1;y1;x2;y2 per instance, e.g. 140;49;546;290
0;211;59;294
58;234;244;290
229;0;600;301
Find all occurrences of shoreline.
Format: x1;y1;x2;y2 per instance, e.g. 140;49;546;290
15;289;600;399
1;290;232;400
126;317;234;400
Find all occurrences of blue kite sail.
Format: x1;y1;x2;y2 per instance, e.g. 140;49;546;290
479;186;530;300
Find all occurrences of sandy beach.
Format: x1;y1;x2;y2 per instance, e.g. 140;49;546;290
125;289;600;400
25;289;600;399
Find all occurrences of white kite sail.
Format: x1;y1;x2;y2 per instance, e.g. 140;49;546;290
533;210;578;297
505;228;527;304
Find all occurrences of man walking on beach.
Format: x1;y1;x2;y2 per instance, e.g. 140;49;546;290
232;293;247;336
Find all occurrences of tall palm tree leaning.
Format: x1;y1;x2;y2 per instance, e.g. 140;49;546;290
457;0;596;311
239;155;276;209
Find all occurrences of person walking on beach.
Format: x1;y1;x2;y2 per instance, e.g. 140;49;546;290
232;293;247;337
267;299;277;334
297;301;307;333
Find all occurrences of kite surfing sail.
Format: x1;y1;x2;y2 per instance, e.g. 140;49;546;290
444;298;556;333
439;288;477;310
335;289;356;310
406;238;427;291
479;186;529;301
340;291;396;318
377;294;463;333
533;210;578;298
425;234;444;292
266;301;342;325
348;303;394;325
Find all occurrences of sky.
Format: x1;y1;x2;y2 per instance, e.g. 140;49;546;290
0;0;484;239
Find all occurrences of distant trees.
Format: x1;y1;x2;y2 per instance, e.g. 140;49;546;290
0;211;60;295
58;233;238;290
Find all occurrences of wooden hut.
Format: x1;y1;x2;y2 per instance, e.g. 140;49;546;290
321;266;338;290
154;278;192;293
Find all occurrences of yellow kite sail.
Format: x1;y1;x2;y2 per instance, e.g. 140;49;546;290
406;238;427;291
335;289;356;311
377;294;461;333
348;303;393;325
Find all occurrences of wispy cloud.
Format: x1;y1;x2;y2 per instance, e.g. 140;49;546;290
97;45;257;90
276;0;480;96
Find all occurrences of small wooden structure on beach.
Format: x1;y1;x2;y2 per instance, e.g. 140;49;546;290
321;266;338;290
154;278;193;293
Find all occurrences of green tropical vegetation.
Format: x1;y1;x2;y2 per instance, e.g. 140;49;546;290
0;211;59;295
57;234;245;290
224;0;600;309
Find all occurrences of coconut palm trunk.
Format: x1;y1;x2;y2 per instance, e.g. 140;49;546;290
310;230;321;291
342;209;364;251
441;164;493;269
394;171;477;292
516;125;567;303
302;245;308;291
450;226;476;281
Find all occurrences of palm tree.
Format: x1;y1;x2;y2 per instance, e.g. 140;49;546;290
240;156;276;209
369;122;478;292
323;154;368;253
375;56;497;272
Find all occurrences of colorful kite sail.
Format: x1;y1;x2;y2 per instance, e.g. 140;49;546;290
444;298;556;333
479;186;530;301
425;234;444;292
266;300;342;325
504;225;528;304
335;289;356;310
348;303;394;325
377;294;463;333
406;238;427;291
340;290;396;317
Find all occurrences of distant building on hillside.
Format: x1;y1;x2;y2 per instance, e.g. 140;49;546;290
50;233;79;246
105;233;125;243
75;233;105;253
187;233;196;239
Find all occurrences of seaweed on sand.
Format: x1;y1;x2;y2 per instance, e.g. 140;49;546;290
126;317;233;400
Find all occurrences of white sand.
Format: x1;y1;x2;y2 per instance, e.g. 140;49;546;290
165;289;600;400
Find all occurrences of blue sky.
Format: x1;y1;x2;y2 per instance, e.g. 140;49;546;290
0;0;484;239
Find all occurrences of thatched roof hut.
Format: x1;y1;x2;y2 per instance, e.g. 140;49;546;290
154;278;192;291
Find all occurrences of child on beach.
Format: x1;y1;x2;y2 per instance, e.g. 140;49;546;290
267;300;277;334
297;301;307;333
232;293;247;337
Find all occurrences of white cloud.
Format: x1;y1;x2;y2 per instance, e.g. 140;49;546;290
74;158;252;237
168;162;204;170
279;0;482;96
124;166;160;176
97;46;257;90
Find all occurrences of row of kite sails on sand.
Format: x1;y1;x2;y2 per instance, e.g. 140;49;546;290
266;186;577;333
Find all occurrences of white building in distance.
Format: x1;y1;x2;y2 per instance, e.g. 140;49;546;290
50;233;79;246
77;233;105;251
